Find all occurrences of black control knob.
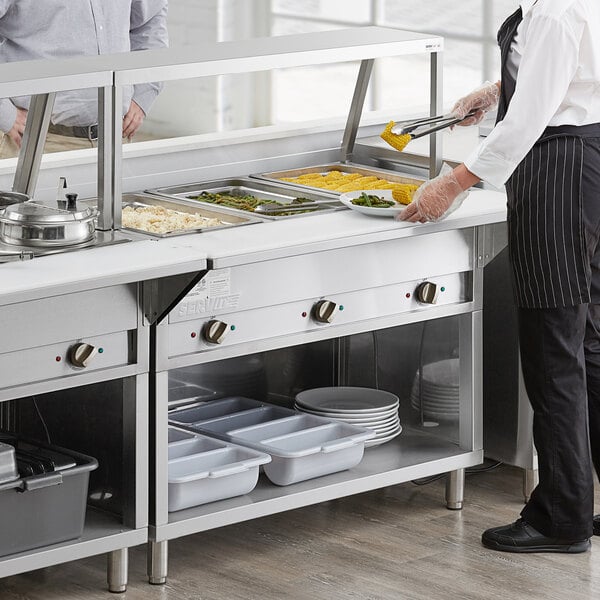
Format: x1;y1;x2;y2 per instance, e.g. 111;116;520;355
68;342;98;368
66;193;78;211
202;320;229;344
415;281;440;304
312;300;337;324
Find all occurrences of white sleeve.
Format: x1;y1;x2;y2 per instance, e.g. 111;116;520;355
464;15;581;188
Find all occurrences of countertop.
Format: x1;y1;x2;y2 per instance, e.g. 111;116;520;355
0;186;507;305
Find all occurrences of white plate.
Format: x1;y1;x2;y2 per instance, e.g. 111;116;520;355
295;404;399;421
410;394;459;406
417;359;460;386
339;190;406;217
295;386;399;414
369;420;401;434
365;425;402;448
411;390;459;400
410;400;458;411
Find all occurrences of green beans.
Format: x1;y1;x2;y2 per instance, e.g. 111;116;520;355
188;191;316;214
351;192;395;208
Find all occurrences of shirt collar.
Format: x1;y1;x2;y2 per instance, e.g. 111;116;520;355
520;0;538;15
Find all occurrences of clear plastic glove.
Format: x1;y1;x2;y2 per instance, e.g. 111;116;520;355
397;164;469;223
451;81;500;127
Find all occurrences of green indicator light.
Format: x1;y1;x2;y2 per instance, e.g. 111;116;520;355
339;305;344;311
98;348;104;354
440;287;446;292
230;325;236;331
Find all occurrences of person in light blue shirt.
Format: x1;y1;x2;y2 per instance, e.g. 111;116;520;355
0;0;168;157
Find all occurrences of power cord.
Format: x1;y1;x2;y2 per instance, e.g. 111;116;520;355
32;396;52;444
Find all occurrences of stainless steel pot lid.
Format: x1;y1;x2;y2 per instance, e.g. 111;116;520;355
0;191;29;208
0;199;96;224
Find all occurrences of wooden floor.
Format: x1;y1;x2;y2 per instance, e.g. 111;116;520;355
3;465;600;600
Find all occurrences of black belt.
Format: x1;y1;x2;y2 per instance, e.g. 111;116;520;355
48;123;98;141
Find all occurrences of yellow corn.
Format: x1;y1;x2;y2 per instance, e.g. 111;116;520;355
380;121;412;152
391;184;415;205
277;170;421;201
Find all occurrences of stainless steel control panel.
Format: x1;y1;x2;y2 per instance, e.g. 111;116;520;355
167;272;467;359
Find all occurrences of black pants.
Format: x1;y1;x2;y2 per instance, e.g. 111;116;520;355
518;304;600;539
516;135;600;540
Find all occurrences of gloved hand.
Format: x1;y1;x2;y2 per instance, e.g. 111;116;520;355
451;81;500;127
397;164;469;223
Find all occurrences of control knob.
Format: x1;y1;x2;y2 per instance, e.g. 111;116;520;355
415;281;440;304
68;343;98;368
312;300;337;324
202;320;229;344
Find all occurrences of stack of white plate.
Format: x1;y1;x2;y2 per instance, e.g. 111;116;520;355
410;358;459;422
295;387;401;448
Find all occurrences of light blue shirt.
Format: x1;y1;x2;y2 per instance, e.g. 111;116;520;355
0;0;168;132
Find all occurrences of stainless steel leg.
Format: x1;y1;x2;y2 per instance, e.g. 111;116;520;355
107;548;128;593
523;467;538;503
445;468;465;510
148;540;168;585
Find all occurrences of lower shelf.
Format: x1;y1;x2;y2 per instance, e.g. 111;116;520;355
0;509;147;579
153;429;482;542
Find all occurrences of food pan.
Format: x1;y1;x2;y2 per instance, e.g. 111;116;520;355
251;162;424;195
146;178;343;220
0;439;97;557
169;397;374;486
120;192;262;238
167;427;270;511
0;442;17;484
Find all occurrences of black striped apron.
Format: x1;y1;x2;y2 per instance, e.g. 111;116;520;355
497;7;594;308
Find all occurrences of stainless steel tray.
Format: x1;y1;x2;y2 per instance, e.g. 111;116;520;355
251;163;424;195
120;192;261;238
146;178;343;220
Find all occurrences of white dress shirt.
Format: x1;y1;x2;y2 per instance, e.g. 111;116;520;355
464;0;600;189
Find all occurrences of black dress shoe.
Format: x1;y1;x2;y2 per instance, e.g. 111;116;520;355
482;519;590;553
594;515;600;536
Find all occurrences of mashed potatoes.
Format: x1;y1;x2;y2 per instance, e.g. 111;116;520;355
123;205;222;234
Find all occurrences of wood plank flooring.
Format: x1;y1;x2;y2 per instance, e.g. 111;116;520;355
2;465;600;600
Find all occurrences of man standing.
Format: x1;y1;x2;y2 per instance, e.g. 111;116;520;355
0;0;168;158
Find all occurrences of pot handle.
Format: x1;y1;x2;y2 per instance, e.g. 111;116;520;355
0;249;34;263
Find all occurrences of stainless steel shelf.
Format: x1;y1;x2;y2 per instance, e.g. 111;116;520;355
0;26;442;97
114;27;443;86
152;430;482;542
0;509;147;579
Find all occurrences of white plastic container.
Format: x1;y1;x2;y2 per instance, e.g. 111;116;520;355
169;399;374;486
167;427;270;511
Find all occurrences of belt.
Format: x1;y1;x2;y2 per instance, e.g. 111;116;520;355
48;123;99;141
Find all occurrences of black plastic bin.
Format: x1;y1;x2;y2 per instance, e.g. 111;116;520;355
0;440;98;557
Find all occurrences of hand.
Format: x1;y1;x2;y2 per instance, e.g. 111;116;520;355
122;100;145;139
6;107;27;148
397;165;475;223
451;81;500;127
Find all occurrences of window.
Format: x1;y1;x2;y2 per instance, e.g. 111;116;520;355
268;0;518;123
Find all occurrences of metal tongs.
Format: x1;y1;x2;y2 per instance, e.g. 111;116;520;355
391;110;478;138
254;200;338;214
